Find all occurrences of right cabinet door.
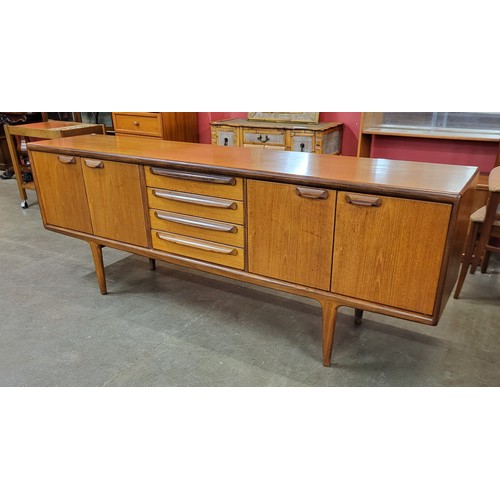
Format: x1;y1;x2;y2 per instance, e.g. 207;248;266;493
331;192;452;315
247;180;336;290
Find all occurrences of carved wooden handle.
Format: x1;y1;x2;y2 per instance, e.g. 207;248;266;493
156;232;238;255
153;189;237;209
345;193;382;207
154;211;238;233
58;155;76;164
150;167;236;185
84;159;104;169
295;186;329;199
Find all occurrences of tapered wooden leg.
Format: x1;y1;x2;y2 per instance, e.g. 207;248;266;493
321;300;339;367
454;222;478;299
89;242;107;295
480;250;491;274
354;308;363;325
149;258;156;271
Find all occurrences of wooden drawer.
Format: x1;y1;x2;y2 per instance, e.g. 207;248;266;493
145;166;244;200
150;209;244;247
152;230;244;269
112;112;163;138
243;144;286;150
243;128;285;147
148;188;244;224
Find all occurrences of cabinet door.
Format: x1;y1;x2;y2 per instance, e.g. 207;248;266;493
247;180;336;290
331;192;451;315
31;152;93;233
81;159;148;247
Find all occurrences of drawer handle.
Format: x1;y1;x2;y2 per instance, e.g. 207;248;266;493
133;121;140;126
300;143;305;152
345;193;382;207
155;211;238;233
257;135;270;143
153;189;237;209
223;138;229;146
58;155;76;164
295;186;329;200
150;167;236;186
84;159;104;169
156;232;238;255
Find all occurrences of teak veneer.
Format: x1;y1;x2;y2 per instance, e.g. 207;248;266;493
28;135;478;366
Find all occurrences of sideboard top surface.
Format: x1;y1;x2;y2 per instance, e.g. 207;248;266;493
28;134;478;198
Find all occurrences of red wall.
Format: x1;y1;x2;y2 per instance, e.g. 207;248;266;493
197;112;497;173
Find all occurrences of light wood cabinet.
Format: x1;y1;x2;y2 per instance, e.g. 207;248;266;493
28;135;478;366
112;112;199;143
332;193;451;315
31;152;92;233
211;118;343;154
247;180;336;290
81;158;148;247
31;152;148;247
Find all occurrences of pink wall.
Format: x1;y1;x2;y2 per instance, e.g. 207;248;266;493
197;112;498;172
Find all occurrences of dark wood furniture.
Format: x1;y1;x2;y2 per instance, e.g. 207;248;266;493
454;166;500;298
27;135;478;366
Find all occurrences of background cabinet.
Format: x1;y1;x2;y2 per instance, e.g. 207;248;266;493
211;118;343;154
112;112;199;143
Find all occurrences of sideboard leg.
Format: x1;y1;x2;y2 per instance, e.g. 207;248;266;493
149;258;156;271
354;308;363;325
321;300;340;367
89;242;107;295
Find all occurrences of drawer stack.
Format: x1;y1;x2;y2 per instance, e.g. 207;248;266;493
145;167;245;269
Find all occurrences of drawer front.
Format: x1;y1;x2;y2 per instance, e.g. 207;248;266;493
147;188;244;224
291;134;314;153
150;209;244;247
243;129;285;146
152;230;244;269
212;127;237;147
113;112;163;138
145;166;244;200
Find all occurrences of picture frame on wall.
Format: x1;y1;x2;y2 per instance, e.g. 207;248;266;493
247;112;320;124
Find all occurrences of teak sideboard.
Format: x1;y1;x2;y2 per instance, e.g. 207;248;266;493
27;135;478;366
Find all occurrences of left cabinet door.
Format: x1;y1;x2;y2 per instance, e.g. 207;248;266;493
31;152;93;233
81;158;148;247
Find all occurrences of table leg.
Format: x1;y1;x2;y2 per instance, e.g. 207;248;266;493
321;300;340;366
89;242;107;295
4;126;28;207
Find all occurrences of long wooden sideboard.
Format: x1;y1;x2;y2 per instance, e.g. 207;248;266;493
27;135;478;366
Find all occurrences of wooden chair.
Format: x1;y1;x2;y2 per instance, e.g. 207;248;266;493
454;166;500;298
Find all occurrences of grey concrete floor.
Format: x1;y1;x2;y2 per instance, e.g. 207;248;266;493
1;177;499;386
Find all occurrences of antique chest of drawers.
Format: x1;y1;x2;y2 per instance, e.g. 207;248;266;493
210;118;343;154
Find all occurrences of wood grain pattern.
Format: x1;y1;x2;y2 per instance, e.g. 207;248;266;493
145;166;244;200
82;159;148;247
27;134;477;198
331;192;452;315
147;188;244;224
150;209;244;247
247;180;336;290
30;151;93;233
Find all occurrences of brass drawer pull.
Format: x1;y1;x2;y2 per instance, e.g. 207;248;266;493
84;159;104;169
155;211;238;233
150;167;237;186
58;155;76;164
133;121;140;126
296;186;329;199
156;232;238;255
153;189;237;209
257;135;270;143
345;193;382;207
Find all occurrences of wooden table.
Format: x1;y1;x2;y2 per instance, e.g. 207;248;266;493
27;135;478;365
4;121;104;208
